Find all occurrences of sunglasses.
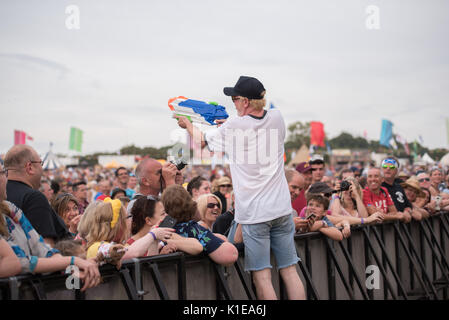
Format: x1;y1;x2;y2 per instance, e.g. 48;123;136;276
207;203;220;209
220;184;232;188
232;97;243;102
29;160;44;166
382;164;396;170
418;178;430;182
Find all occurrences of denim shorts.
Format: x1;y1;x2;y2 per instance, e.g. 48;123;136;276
241;214;300;272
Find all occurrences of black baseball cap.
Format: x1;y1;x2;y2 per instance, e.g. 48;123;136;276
223;76;265;99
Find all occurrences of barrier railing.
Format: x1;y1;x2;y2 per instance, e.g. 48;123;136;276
1;211;448;300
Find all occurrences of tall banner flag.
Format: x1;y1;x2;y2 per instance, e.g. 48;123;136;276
310;121;325;147
395;134;410;155
14;130;33;145
69;127;83;152
379;119;393;148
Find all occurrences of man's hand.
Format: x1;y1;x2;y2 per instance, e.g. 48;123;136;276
174;115;190;129
75;257;101;292
215;119;227;127
162;162;177;186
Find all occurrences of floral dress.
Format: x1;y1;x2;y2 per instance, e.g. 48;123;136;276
174;220;224;254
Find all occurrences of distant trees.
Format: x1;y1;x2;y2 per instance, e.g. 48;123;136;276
284;121;448;162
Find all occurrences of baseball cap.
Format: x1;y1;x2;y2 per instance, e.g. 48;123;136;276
309;154;324;165
296;162;313;174
223;76;265;99
308;182;334;195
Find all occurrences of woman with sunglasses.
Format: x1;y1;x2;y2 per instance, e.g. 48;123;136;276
197;194;222;231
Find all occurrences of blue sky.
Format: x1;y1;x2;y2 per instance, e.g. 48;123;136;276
0;0;448;156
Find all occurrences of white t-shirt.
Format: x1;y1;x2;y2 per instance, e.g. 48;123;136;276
204;108;293;224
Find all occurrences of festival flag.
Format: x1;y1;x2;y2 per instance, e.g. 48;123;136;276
14;130;33;145
418;135;424;144
14;130;26;145
395;134;410;155
69;127;83;152
412;140;418;161
310;121;325;147
379;119;393;148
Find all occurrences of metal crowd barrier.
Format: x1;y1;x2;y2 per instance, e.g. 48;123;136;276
1;211;448;300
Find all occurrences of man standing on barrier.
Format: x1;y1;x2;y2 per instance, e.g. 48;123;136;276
175;76;305;300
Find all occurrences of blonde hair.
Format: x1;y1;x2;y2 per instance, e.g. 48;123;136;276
196;194;222;220
248;91;266;111
83;201;128;248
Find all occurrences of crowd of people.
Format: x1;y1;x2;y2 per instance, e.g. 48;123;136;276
1;143;448;295
1;76;448;300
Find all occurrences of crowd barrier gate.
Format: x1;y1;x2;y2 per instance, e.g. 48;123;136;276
1;211;448;300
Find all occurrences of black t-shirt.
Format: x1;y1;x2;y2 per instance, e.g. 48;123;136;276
6;180;71;241
212;210;235;235
381;179;412;212
213;191;227;214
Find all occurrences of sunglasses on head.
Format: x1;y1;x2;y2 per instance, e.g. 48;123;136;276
207;203;220;209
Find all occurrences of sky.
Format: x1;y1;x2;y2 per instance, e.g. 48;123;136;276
0;0;448;156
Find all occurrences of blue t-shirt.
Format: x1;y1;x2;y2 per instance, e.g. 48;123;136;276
174;220;224;254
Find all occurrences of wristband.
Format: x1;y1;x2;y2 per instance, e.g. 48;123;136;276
332;194;340;200
149;231;157;240
70;256;75;266
361;218;364;225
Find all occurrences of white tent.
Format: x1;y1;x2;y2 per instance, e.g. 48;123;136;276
440;152;449;166
421;153;435;164
42;149;61;170
288;144;310;167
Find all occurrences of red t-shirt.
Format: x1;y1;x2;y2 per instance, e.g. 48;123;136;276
292;189;307;216
362;186;394;214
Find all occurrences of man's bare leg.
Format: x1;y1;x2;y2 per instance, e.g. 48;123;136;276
252;268;277;300
279;264;306;300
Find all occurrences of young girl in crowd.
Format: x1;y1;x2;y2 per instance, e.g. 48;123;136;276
128;196;203;256
161;185;238;266
84;198;175;268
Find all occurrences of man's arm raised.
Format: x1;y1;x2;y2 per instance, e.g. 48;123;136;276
174;115;207;149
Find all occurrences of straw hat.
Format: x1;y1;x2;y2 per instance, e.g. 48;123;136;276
217;176;232;186
401;178;425;198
